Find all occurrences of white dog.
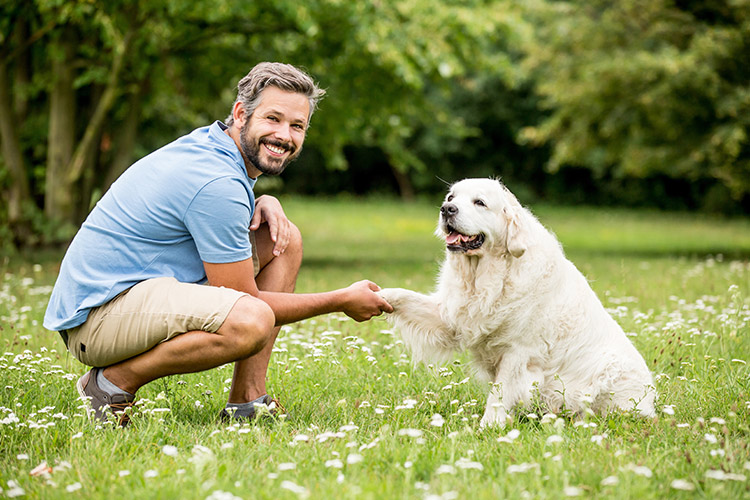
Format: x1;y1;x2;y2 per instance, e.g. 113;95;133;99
379;178;655;428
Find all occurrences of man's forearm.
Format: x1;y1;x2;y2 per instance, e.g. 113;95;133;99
258;289;347;326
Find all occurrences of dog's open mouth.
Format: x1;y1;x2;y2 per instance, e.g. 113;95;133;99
445;226;485;252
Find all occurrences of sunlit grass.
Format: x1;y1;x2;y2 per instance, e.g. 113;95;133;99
1;197;749;499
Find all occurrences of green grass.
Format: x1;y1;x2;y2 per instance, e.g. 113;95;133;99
1;197;749;499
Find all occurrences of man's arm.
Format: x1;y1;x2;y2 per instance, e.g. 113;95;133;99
204;258;393;325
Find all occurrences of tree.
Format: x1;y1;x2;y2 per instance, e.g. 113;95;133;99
1;0;520;248
518;0;750;208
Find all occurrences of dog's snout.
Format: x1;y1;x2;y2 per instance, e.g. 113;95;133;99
441;203;458;217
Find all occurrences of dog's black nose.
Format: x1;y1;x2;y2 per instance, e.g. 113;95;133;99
441;203;458;217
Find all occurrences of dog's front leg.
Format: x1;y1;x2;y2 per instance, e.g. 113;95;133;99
480;351;543;429
378;288;454;364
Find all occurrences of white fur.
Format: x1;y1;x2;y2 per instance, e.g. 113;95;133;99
380;178;656;428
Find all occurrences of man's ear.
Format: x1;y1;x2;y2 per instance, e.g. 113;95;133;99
503;206;527;258
232;101;248;128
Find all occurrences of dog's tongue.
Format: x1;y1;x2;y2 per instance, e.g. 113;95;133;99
446;232;462;245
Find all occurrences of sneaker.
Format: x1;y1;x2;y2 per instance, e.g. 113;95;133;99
76;368;135;426
219;395;287;423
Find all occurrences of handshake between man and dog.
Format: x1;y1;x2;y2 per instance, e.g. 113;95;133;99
379;178;656;428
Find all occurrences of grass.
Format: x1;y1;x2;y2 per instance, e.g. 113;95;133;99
1;196;749;499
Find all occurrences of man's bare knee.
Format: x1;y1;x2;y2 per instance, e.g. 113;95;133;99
219;296;275;357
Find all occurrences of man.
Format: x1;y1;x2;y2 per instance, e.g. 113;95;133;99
43;62;393;426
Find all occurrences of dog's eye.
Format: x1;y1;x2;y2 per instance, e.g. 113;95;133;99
447;195;454;202
474;199;487;207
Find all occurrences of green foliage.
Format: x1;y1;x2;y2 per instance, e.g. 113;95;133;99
519;0;750;200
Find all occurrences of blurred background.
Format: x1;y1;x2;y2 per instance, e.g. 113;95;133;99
1;0;749;250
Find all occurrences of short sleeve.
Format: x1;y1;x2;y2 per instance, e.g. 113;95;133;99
183;176;254;264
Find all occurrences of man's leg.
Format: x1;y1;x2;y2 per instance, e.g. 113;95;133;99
227;222;303;404
102;295;275;395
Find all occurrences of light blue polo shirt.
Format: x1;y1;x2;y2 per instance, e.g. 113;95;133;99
43;121;256;332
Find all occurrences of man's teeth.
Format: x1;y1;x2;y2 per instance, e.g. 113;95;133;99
265;144;286;154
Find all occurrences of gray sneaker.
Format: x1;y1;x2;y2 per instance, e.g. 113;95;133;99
76;368;135;426
219;395;287;423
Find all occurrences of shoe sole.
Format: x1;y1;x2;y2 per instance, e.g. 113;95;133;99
76;370;94;420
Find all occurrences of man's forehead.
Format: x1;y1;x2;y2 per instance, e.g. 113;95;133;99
256;87;310;121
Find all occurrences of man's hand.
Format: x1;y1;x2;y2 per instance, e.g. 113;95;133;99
340;280;395;322
251;195;292;257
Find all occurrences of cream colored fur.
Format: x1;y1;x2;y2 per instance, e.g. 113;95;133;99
379;178;656;428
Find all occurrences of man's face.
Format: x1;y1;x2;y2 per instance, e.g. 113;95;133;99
238;86;310;177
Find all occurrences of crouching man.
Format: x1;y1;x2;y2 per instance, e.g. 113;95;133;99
43;62;392;426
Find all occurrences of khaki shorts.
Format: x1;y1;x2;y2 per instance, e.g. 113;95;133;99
66;277;248;367
66;232;261;367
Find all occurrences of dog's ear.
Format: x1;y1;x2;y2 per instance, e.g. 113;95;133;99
503;206;527;258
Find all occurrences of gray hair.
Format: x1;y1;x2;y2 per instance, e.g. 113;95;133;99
225;62;326;127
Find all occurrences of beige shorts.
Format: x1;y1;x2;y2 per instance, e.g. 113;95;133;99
66;277;248;367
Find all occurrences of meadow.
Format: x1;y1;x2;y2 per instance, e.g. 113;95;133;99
1;196;749;499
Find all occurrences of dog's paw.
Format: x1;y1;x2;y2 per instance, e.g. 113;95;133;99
479;406;511;429
377;288;412;310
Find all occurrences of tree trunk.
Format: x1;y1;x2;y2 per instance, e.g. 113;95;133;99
66;29;133;187
390;164;416;201
104;77;148;190
45;29;76;221
0;61;32;244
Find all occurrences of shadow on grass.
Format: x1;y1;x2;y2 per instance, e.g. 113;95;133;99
568;247;750;260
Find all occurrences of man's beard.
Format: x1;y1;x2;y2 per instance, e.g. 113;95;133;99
239;121;300;176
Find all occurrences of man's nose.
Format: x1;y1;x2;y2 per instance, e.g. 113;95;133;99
273;123;292;142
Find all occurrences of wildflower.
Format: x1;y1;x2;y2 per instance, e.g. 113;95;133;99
705;470;746;481
144;470;158;478
6;480;25;498
670;479;695;491
498;429;521;443
546;435;564;445
278;463;296;471
346;454;363;465
119;470;130;477
397;428;423;438
16;454;28;460
626;464;653;478
30;461;51;477
455;458;483;471
704;433;718;444
591;434;606;445
66;482;82;492
430;414;445;427
662;405;675;415
507;463;539;474
280;480;309;497
564;486;583;496
540;413;557;424
436;465;456;475
162;445;179;457
325;459;343;469
600;476;619;486
206;491;242;500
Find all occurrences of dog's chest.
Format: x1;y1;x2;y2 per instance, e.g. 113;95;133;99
442;290;508;346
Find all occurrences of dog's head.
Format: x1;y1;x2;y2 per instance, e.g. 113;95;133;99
436;178;527;258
